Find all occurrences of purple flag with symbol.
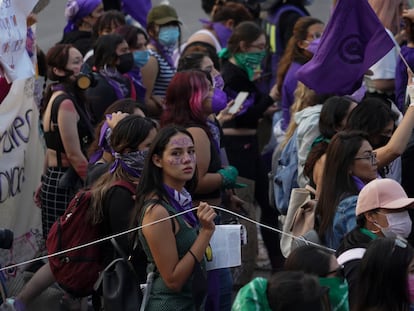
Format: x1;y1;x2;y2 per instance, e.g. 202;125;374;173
296;0;395;95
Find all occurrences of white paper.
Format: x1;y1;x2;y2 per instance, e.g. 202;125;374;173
205;225;242;271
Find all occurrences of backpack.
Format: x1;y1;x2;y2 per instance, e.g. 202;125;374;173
46;180;136;297
280;187;319;258
273;131;299;215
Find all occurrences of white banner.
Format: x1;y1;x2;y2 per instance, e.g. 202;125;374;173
0;0;37;82
0;77;45;293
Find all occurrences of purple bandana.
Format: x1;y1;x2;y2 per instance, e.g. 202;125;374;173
164;184;198;227
99;67;130;99
199;19;232;49
110;150;147;178
64;0;101;33
89;122;112;164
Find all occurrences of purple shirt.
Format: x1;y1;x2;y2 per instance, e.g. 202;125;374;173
281;61;302;130
395;45;414;112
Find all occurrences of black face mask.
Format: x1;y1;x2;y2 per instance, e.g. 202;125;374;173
116;53;134;74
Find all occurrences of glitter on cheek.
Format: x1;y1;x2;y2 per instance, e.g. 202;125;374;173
167;157;182;166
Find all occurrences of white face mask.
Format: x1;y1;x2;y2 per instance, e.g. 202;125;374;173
374;211;412;238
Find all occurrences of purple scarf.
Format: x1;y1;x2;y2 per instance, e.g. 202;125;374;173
199;19;232;49
99;67;130;99
164;184;198;227
352;175;366;192
89;122;112;164
150;38;176;69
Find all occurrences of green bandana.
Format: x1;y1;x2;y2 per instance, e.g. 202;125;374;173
234;51;266;80
319;277;350;311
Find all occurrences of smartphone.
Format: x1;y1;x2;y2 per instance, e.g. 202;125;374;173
229;91;249;114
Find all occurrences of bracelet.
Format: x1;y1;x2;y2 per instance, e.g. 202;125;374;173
188;249;199;263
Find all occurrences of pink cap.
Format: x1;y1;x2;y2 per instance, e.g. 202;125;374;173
356;179;414;216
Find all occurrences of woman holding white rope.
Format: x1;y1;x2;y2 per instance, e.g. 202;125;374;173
133;126;216;311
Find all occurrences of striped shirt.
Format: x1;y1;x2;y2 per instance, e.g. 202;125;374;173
149;49;176;97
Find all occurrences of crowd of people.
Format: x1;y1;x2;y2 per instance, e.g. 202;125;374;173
3;0;414;310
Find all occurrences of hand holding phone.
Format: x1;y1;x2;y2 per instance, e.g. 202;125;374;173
229;92;249;114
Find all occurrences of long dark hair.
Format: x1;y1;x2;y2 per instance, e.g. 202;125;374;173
276;16;323;94
89;115;157;224
226;21;265;55
316;131;368;239
354;238;413;311
131;126;198;228
93;33;125;69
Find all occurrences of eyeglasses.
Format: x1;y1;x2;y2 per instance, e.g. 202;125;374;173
322;265;345;279
354;152;377;165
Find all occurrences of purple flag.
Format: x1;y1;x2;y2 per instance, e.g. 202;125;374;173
121;0;152;28
296;0;395;96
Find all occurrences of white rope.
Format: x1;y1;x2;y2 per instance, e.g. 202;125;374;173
0;205;335;272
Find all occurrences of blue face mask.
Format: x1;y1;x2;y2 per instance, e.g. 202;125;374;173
133;50;150;67
158;26;180;47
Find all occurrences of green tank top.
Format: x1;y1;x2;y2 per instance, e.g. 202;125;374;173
138;200;206;311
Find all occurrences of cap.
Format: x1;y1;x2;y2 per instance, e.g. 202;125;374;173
147;5;181;26
356;179;414;216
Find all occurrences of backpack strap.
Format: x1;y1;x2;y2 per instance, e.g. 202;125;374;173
337;248;366;265
111;180;136;194
50;93;72;167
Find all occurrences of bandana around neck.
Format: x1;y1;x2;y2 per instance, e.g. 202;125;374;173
164;183;198;227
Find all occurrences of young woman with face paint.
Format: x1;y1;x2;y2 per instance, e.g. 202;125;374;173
133;126;216;310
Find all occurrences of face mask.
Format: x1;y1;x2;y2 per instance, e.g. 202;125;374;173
132;50;150;68
213;74;225;90
408;274;414;304
319;277;349;311
158;26;180;47
306;37;321;55
116;53;134;74
110;149;148;178
234;51;266;81
375;211;412;238
211;88;228;114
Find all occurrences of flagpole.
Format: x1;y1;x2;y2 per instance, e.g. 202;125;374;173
398;49;414;75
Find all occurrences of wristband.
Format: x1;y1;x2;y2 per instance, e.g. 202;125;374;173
188;249;199;263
